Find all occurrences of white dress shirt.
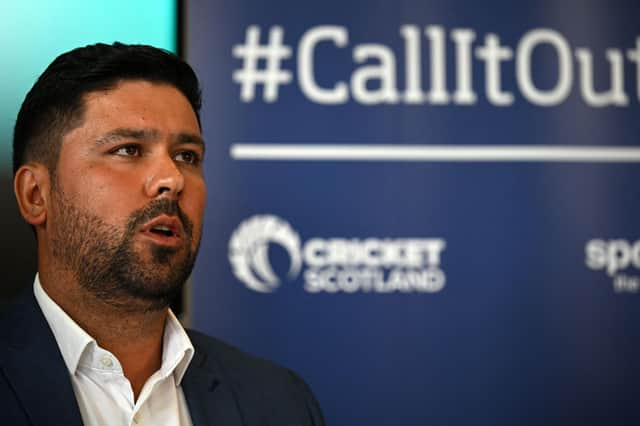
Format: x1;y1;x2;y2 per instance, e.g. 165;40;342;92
33;275;194;426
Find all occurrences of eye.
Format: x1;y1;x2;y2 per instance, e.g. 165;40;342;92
113;145;141;157
175;150;200;165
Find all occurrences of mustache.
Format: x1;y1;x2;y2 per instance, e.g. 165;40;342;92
126;198;194;238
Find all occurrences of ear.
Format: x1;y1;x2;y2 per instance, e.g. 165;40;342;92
14;163;50;226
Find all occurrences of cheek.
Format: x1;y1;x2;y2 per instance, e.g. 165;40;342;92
183;180;206;228
68;172;144;224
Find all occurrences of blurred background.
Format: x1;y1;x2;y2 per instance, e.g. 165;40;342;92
2;1;640;425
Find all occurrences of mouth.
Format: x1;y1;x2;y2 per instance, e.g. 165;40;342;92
140;215;184;248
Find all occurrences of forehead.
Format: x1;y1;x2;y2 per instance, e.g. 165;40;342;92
78;80;200;134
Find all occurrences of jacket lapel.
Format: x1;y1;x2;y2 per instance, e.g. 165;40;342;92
0;290;250;426
0;290;83;426
182;346;246;426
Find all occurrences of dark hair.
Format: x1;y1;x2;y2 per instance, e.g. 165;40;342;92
12;42;202;175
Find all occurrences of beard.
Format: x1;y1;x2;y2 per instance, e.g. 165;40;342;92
50;183;200;312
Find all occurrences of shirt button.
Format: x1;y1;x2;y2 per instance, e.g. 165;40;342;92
100;355;113;368
133;413;140;424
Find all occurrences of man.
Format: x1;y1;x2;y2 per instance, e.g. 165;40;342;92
0;43;324;425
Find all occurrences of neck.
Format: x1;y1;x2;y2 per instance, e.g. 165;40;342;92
38;267;168;400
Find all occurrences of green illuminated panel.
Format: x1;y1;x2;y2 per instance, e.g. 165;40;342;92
0;0;177;171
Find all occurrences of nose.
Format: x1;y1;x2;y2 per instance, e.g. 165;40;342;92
144;155;185;198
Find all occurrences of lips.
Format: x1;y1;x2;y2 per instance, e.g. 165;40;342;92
140;215;184;247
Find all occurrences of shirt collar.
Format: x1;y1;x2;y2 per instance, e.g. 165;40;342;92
162;308;194;385
33;274;93;375
33;274;194;385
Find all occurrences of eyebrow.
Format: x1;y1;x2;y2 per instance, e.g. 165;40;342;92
94;128;157;145
95;128;205;151
175;132;206;152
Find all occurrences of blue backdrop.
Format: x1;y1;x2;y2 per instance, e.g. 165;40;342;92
187;1;640;424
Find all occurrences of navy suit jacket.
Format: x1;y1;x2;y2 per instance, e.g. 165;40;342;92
0;290;324;426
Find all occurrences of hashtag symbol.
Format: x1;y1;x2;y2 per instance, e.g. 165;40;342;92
233;26;292;103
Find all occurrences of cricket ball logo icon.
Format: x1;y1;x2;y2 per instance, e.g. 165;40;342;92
228;215;302;292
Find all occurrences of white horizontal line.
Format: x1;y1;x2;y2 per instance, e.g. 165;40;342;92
230;144;640;162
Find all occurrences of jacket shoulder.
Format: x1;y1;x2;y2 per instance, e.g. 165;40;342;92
187;329;289;377
185;329;325;426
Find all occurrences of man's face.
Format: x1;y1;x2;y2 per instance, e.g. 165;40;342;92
48;80;206;310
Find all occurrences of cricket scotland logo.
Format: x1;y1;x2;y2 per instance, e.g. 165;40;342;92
229;215;447;294
228;215;302;292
